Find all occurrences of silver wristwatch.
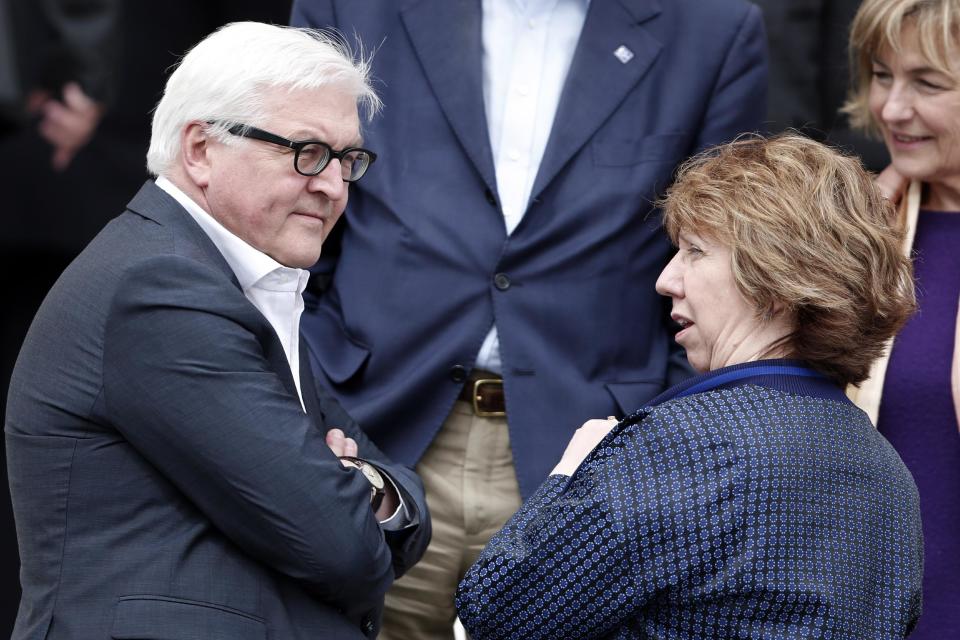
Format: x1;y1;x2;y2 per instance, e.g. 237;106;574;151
340;456;386;511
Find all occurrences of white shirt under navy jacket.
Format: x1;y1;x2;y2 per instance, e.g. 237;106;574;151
475;0;590;373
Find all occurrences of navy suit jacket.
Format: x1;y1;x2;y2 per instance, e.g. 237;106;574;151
291;0;768;497
5;181;430;639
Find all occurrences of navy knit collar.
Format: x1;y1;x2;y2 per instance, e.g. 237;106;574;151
648;359;850;408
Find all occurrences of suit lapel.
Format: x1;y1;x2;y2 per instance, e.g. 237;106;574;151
126;180;240;289
127;181;304;404
299;339;324;419
400;0;498;193
530;0;663;202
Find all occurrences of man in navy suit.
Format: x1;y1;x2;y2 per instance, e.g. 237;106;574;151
5;22;429;639
291;2;767;637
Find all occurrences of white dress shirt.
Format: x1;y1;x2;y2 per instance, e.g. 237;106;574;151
475;0;589;373
156;176;310;410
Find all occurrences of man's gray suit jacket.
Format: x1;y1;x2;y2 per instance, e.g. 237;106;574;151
5;180;430;639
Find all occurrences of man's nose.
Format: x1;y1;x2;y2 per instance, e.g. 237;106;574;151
308;158;348;199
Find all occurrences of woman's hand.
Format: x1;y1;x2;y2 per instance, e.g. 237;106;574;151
876;164;908;206
551;417;619;476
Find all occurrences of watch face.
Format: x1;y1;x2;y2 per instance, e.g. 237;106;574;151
360;463;385;490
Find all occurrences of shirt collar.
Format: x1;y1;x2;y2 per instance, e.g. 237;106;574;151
155;176;307;293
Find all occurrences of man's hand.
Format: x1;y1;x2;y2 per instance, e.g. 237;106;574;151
35;82;105;171
326;428;400;519
326;428;359;463
550;417;618;476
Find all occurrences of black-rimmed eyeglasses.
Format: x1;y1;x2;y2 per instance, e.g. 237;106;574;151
217;123;377;182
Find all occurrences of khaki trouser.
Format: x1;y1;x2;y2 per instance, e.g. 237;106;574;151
379;401;522;640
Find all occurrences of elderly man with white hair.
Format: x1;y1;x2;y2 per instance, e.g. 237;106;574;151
4;22;429;640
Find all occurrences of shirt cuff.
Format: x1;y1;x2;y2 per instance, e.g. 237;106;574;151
371;464;411;531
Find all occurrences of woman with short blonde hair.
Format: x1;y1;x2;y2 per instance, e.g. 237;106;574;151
843;1;960;637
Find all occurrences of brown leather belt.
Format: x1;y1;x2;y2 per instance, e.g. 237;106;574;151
458;369;506;417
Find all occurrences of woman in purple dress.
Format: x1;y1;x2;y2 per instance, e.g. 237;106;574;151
845;0;960;636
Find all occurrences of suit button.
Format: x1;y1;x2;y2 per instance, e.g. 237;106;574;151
484;188;497;207
494;273;511;291
450;365;467;383
361;617;375;635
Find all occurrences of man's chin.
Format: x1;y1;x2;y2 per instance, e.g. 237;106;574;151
274;246;323;270
293;253;323;269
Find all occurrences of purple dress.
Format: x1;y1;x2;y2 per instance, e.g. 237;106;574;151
878;210;960;638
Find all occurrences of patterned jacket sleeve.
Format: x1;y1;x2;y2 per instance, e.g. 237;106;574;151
456;409;744;640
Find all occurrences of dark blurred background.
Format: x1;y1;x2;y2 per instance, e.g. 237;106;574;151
752;0;888;171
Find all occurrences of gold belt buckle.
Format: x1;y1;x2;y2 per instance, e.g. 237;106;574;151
472;378;506;418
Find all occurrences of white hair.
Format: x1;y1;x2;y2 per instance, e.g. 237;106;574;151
146;22;380;176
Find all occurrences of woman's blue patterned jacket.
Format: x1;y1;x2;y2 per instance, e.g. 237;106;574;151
457;360;923;639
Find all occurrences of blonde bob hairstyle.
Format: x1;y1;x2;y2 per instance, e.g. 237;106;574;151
843;0;960;135
661;134;916;387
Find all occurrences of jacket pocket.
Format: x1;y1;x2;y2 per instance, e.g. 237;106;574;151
605;380;664;415
111;595;266;640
